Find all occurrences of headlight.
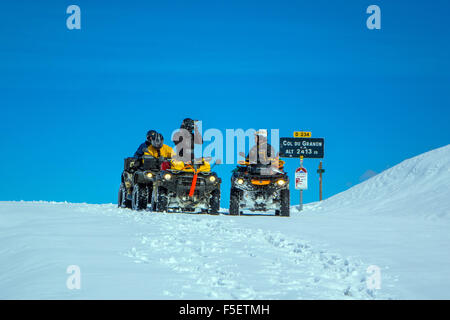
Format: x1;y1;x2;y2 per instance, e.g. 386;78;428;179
164;173;172;180
146;172;153;178
209;176;216;183
237;178;244;185
276;179;286;186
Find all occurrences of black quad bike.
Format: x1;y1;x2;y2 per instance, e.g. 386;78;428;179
118;156;166;210
151;159;221;214
229;160;290;217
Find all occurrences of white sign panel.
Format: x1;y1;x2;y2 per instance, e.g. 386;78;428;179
295;167;308;190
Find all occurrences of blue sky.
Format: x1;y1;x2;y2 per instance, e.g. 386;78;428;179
1;0;449;206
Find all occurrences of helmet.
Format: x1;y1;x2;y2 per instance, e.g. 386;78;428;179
255;129;268;138
146;130;157;144
151;132;164;149
180;118;196;132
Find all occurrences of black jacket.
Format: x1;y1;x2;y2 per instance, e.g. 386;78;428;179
246;142;275;165
172;127;202;163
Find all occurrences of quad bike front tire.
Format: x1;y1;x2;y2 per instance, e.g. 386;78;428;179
229;188;241;216
118;182;132;209
279;189;290;217
155;187;168;212
208;189;220;215
132;183;148;211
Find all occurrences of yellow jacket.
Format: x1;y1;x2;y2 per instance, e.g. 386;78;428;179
144;144;175;158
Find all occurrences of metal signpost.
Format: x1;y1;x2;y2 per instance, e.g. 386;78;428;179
317;161;325;201
279;133;325;210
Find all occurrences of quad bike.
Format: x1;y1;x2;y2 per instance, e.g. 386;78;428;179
229;159;290;217
151;158;221;214
118;156;167;210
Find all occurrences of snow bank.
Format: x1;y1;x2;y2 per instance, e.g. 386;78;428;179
312;144;450;220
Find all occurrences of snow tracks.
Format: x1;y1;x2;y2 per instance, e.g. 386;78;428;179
121;209;391;299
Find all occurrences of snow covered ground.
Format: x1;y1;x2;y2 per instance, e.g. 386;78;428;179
0;145;449;299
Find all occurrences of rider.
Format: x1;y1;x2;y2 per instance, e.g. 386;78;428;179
172;118;203;164
122;130;159;203
134;130;157;159
246;129;276;165
139;132;174;160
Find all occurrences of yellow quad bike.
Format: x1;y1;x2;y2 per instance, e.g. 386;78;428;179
150;158;222;214
229;159;290;217
118;156;167;210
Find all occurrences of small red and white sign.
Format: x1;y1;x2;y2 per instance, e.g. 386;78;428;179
295;167;308;190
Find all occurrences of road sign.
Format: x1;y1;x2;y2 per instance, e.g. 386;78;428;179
294;131;312;138
295;167;308;190
279;137;324;158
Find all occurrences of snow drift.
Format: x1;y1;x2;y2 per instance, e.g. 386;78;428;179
314;144;450;220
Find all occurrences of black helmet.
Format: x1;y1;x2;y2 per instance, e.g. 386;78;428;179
180;118;196;132
151;132;164;149
146;130;157;144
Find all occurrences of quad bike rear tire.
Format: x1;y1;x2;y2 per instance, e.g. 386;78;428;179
229;188;241;216
132;183;148;211
150;192;157;212
118;183;132;209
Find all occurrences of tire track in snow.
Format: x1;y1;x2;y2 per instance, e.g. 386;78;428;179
120;209;394;299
